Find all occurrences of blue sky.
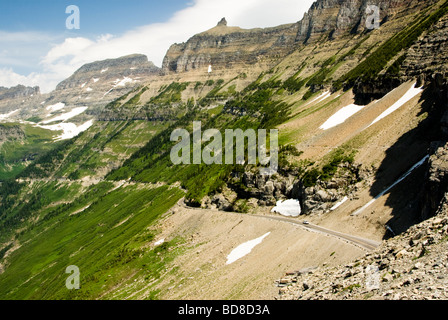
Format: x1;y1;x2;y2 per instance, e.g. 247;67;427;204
0;0;315;92
0;0;190;35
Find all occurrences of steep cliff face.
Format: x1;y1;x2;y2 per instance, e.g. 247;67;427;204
0;85;40;101
162;19;298;74
56;54;160;91
296;0;437;43
162;1;438;75
402;13;448;83
51;54;160;109
0;85;41;120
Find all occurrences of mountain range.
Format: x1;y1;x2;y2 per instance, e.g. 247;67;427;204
0;0;448;300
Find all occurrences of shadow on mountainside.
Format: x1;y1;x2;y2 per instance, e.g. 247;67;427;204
367;87;446;240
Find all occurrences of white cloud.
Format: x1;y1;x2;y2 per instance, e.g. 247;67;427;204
0;0;315;93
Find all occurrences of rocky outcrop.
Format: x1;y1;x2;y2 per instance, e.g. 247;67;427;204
352;77;402;105
0;85;40;101
199;161;369;215
217;17;227;27
421;142;448;220
402;14;448;83
56;54;160;91
50;54;160;109
299;163;370;215
162;19;298;74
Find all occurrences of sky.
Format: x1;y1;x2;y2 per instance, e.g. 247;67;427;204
0;0;315;93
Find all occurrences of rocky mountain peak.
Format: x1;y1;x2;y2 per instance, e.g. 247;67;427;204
56;54;160;91
296;0;439;43
161;22;298;74
0;85;40;101
217;17;227;27
44;54;161;110
0;54;161;122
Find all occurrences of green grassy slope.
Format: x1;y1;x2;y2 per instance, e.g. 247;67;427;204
0;182;184;300
0;123;61;180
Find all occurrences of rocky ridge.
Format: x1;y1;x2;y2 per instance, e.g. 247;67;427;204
297;0;438;43
402;13;448;83
162;19;298;74
0;85;40;101
0;54;159;123
50;54;160;109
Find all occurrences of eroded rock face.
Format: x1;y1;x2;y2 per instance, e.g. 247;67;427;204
0;54;161;122
56;54;160;91
0;85;40;101
51;54;160;109
162;20;299;74
402;14;448;83
296;0;437;43
421;143;448;220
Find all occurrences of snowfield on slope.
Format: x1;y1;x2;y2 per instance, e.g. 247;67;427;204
0;109;19;120
38;120;94;141
320;104;365;130
41;107;88;124
113;77;137;87
226;232;271;265
330;196;349;211
368;83;424;128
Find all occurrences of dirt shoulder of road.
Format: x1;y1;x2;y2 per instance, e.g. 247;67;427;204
132;204;368;300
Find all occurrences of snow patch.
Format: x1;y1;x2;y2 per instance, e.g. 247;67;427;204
103;88;114;97
46;102;65;112
38;120;94;141
0;109;19;120
93;78;99;83
113;77;137;87
352;155;429;216
41;107;88;124
86;87;93;92
303;91;331;107
154;239;165;246
226;232;271;265
101;68;108;73
271;199;302;217
330;196;349;211
81;82;87;88
368;83;423;127
320;104;365;130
